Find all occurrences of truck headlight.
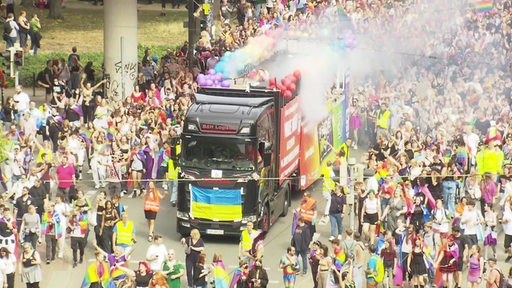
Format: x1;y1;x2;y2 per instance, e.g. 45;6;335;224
242;216;257;223
177;211;189;219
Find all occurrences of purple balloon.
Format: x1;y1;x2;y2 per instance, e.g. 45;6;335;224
208;69;216;75
205;79;213;86
197;78;206;86
221;80;231;88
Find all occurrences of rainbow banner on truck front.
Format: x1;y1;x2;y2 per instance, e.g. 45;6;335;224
190;186;242;221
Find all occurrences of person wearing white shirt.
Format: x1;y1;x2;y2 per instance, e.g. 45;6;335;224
145;235;168;272
0;247;16;288
460;200;483;248
13;86;30;122
53;194;70;259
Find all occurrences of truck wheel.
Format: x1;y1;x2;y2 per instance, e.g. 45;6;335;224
261;205;270;232
280;188;289;217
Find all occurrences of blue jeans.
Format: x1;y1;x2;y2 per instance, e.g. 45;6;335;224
329;212;343;237
6;36;16;48
295;249;308;274
442;180;457;217
168;179;178;203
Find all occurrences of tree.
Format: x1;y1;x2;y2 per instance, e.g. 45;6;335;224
49;0;63;19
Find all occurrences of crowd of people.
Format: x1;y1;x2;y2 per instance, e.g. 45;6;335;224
0;0;512;287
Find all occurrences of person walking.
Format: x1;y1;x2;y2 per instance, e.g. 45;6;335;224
248;259;268;288
143;181;168;242
180;228;204;288
99;199;119;254
19;242;42;288
145;235;168;272
113;212;137;254
279;246;300;288
291;216;311;276
68;203;88;268
0;247;16;288
19;205;41;251
328;185;346;241
467;245;484;288
55;155;75;202
238;221;259;266
297;191;317;235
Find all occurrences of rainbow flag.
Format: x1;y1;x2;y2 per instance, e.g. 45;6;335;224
107;126;117;141
82;261;113;288
333;246;346;270
229;268;244;288
190;186;242;221
41;211;52;235
214;261;229;288
475;0;493;13
79;132;92;148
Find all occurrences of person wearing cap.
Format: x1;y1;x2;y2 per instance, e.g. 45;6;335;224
483;257;501;287
308;240;322;288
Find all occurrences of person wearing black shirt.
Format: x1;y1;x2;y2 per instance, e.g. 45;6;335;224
193;253;209;288
29;178;47;218
452;227;468;288
14;187;33;233
248;259;269;288
328;186;346;241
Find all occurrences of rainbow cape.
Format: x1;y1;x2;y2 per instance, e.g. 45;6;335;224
213;261;229;288
70;104;83;116
82;261;114;288
475;0;493;13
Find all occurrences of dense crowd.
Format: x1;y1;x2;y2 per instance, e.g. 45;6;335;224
0;0;512;288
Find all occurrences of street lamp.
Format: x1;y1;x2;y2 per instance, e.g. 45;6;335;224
347;157;356;231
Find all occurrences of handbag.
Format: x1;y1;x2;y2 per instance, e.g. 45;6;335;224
393;263;403;286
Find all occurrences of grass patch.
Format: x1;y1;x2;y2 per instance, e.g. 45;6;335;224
12;4;188;86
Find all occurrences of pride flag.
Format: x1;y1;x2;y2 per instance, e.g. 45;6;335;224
475;0;493;13
213;261;229;288
82;261;113;288
333;246;346;270
190;186;242;221
229;268;244;288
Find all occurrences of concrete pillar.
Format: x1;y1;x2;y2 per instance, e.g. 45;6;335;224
104;0;138;101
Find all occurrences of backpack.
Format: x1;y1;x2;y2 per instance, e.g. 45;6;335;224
494;268;505;288
3;20;12;36
370;254;385;283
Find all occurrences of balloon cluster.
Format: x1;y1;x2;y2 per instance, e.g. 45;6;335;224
196;69;231;88
247;69;270;83
214;29;281;78
331;30;358;51
268;70;301;99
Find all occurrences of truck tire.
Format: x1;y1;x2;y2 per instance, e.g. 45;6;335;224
260;204;270;232
280;188;289;217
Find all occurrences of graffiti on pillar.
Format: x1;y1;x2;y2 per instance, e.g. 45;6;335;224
107;79;120;101
114;61;138;81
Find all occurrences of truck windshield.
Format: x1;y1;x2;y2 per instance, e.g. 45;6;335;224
181;137;257;171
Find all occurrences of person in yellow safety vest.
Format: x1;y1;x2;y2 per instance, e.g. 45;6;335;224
297;191;317;234
321;161;336;223
239;222;260;265
112;212;136;259
167;155;179;207
336;138;352;166
375;101;391;140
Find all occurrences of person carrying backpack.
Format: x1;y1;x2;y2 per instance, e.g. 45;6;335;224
3;13;19;48
484;258;504;288
365;244;384;288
